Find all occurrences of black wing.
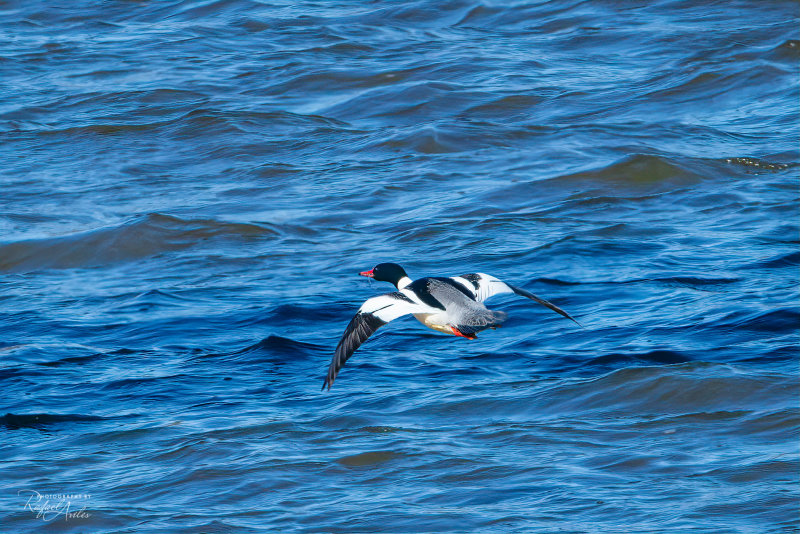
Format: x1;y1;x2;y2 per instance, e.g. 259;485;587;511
322;292;426;391
323;312;386;391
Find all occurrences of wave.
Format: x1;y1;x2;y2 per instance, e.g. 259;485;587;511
481;154;705;207
564;153;703;188
0;342;106;370
235;334;324;357
0;213;277;273
743;251;800;269
536;362;797;417
191;335;326;364
587;349;691;366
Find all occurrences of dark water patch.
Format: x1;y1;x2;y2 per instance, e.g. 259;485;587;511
10;119;173;137
296;41;377;56
647;67;775;105
1;412;107;430
770;39;800;60
649;276;742;290
737;345;800;368
530;277;582;286
0;343;103;368
37;351;104;368
723;156;794;172
374;126;466;155
691;458;799;485
316;413;379;432
629;409;750;428
0;366;50;381
251;162;303;180
460;94;545;121
567;154;703;190
575;222;664;238
587;349;691;367
462;350;528;364
569;237;666;259
109;347;138;355
359;425;410;434
337;450;404;467
100;374;191;392
742;251;800;269
725;308;800;334
740;408;800;440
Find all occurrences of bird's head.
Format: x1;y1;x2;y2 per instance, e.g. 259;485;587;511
359;263;409;288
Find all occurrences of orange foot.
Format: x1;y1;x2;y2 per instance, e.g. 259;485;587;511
451;326;477;340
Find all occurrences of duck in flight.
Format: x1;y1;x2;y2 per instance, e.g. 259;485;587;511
322;263;580;390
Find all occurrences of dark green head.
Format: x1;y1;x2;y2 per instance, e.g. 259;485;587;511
359;262;409;288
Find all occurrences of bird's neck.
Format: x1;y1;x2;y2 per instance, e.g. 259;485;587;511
396;276;412;290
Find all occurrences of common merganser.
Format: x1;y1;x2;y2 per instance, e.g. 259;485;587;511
322;263;579;390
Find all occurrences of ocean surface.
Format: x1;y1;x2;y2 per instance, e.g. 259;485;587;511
1;1;798;532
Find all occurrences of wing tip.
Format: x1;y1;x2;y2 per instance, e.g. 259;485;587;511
508;283;583;328
322;367;336;391
567;315;584;328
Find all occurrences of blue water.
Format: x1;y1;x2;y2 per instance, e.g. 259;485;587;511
1;1;798;532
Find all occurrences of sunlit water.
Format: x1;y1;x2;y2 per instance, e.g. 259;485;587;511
1;1;798;532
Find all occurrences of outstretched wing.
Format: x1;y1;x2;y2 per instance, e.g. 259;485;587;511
323;292;423;391
451;273;581;326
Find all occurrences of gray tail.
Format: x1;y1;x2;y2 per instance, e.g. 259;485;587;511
488;309;508;326
457;310;507;335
